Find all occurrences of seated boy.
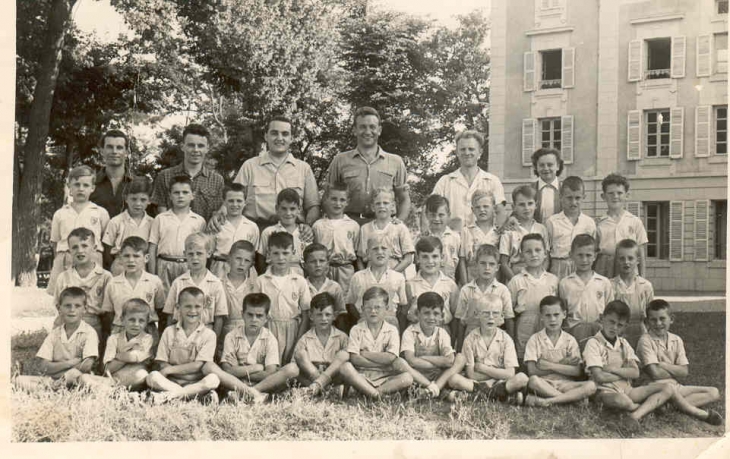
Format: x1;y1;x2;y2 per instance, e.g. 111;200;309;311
15;287;98;391
340;287;414;399
401;292;466;398
146;287;221;404
636;299;723;425
524;295;596;406
293;292;350;396
202;293;298;403
583;300;673;431
447;294;528;404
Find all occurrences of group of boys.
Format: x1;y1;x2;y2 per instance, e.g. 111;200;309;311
14;141;723;432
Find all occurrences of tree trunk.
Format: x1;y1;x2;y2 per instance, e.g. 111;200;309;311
12;0;76;286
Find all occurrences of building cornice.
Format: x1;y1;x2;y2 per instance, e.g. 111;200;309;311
525;26;574;36
630;14;684;25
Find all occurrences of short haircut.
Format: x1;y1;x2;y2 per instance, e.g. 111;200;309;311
366;233;389;250
615;238;639;255
58;286;87;305
223;183;246;199
303;242;328;261
310;292;336;312
417;292;444;312
185;232;213;253
68;165;95;182
353;106;381;126
182;123;210;141
539;295;566;313
531;148;564;177
570;234;596;253
268;231;294;251
170;175;193;191
603;300;631;321
242;292;271;314
424;194;450;214
277;188;301;207
120;236;148;253
266;114;294;135
520;233;546;251
512;184;537;203
323;181;349;200
601;173;630;193
121;298;151;320
475;294;502;312
99;129;129;150
471;189;495;206
124;176;152;197
646;299;671;315
67;227;95;243
415;236;443;255
454;130;485;148
475;243;499;262
370;187;394;203
362;286;389;305
229;240;256;257
178;286;204;304
561;176;584;194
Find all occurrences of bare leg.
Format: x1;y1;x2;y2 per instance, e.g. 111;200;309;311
505;372;528;393
166;374;220;401
434;354;466;390
527;376;596;406
78;374;116;392
201;362;264;402
112;364;149;390
678;385;721;408
628;383;674;421
254;363;299;393
14;375;53;392
339;362;379;398
310;351;350;393
447;373;475;392
376;372;413;396
392;357;431;388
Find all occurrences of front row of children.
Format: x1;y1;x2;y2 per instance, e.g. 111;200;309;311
16;281;722;430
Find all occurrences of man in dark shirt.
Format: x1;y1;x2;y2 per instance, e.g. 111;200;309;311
90;129;134;219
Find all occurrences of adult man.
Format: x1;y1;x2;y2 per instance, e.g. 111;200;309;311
150;124;225;222
326;107;411;226
90;130;134;219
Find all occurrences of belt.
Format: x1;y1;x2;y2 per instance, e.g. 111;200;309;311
158;255;187;263
211;255;228;262
345;211;375;220
329;260;354;268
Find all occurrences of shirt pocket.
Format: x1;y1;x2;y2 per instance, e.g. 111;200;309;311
342;169;362;193
372;170;395;190
252;175;275;199
282;168;305;194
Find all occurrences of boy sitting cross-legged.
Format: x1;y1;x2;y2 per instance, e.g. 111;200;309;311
340;287;414;399
524;295;596;407
292;292;350;396
15;287;98;391
202;293;299;404
401;292;466;398
146;286;221;404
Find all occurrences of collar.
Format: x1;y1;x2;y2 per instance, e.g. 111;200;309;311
410;323;440;339
170;163;210;178
521;269;549;281
305;326;343;342
565;271;602;284
58;321;92;342
73;263;106;278
538;328;567;345
113;271;151;284
351;146;386;161
594;330;625;350
308;277;335;291
466;279;499;292
179;270;215;283
414;271;448;285
175;321;207;335
537;177;560;190
263;267;295;279
259;151;295;166
95;169;133;185
119;330;149;344
64;202;100;211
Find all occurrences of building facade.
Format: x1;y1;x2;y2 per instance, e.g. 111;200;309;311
490;0;728;293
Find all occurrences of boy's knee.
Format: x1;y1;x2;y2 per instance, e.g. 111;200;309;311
77;374;92;386
201;361;219;375
453;353;466;366
64;368;83;385
528;374;542;389
584;380;597;395
707;387;721;401
513;372;529;387
282;362;299;379
401;373;414;386
146;371;162;386
202;374;220;390
334;350;349;362
392;357;409;372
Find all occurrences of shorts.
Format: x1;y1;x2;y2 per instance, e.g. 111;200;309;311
267;318;301;364
156;258;188;292
109;256;125;276
549;258;574;280
542;377;581;393
359;366;401;388
329;263;355;296
594;253;614;279
597;380;633;395
210;260;229;280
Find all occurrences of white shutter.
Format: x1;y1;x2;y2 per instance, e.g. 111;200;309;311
522;118;537;166
669;107;684;158
628;40;643;82
627;110;642;160
696;35;712;77
694;200;710;261
561;115;574;164
627;202;641;218
524;52;536;92
671;36;686;78
695;106;711;157
669;201;684;261
562;47;575;88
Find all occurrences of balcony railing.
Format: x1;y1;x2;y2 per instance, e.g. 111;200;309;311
539;79;562;89
646;68;670;79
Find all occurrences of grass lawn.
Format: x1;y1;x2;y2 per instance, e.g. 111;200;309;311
10;312;726;441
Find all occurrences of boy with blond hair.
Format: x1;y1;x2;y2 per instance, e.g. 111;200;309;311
500;185;549;282
221;240;258;340
357;187;414;273
460;190;500;283
258;188;312;276
303;243;347;331
611;239;654;348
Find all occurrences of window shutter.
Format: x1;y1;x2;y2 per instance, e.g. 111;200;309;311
669;107;684;158
561;115;574;164
671;36;686;78
694;200;710;261
627;202;641;218
522;119;537;166
627;110;641;160
669;201;684;261
695;106;711;157
524;52;536;92
562;47;575;88
628;40;642;81
696;35;712;77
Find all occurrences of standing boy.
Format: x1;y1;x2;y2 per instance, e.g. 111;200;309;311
258;188;312;276
357;187;414;273
422;195;461;281
611;239;654;348
221;240;258;339
499;185;549;282
303;243;347;331
460;190;500;283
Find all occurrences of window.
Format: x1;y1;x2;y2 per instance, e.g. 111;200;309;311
718;0;728;14
645;110;670;157
715;105;727;155
715;33;727;74
540;50;562;89
646;38;672;79
645;202;670;259
540;0;563;9
540;117;561;150
714;200;727;260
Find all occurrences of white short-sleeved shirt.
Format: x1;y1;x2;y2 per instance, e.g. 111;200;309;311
357;219;415;261
213;217;260;258
163;270;228;325
36;321;99;362
432;169;506;227
223;275;257;323
636;332;689;377
51;202;110;252
507;270;559;315
434;227;461;279
461;223;501;279
308;278;346;316
102;331;154;365
346;268;407;315
400;323;454;357
582;331;639;383
258;222;308;275
524;329;581;381
406;272;458;324
545;212;597;259
102;271;164;326
294;327;349;364
313;216;360;263
52;264;113;316
253;269;311;321
559;272;613;328
596;211;648;257
611;276;654;322
102;210;154;254
148;210;206;257
454;280;514;327
347;321;401;356
155;322;216;364
221;325;280;367
462;328;518;369
499;220;550;267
